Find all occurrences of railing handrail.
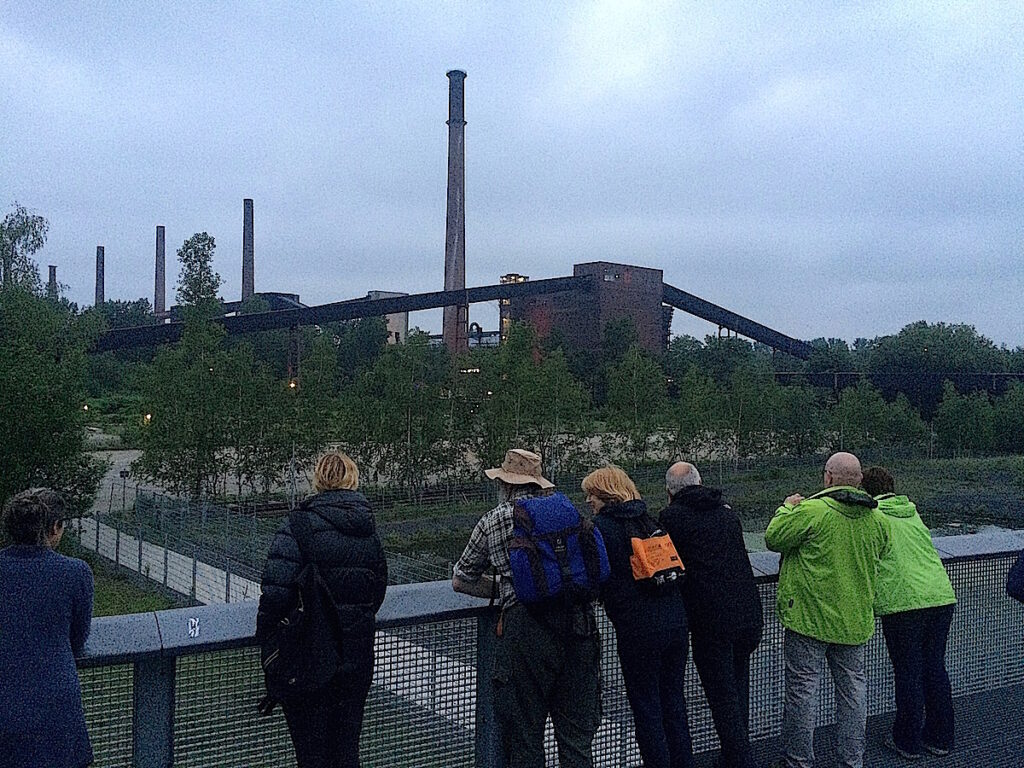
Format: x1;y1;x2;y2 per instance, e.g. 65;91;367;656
78;529;1024;668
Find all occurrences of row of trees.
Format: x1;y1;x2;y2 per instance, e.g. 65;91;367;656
122;316;1024;499
5;201;1024;507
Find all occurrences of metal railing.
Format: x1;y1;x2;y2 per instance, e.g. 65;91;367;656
77;530;1024;768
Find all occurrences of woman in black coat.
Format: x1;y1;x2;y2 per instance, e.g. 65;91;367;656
585;466;693;768
257;451;388;768
0;488;94;768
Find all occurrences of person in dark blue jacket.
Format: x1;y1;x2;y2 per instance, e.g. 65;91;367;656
257;451;388;768
585;466;693;768
0;488;94;768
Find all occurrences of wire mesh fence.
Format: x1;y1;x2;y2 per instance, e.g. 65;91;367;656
76;550;1024;767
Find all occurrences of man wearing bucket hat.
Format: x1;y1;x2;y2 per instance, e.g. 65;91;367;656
453;449;602;768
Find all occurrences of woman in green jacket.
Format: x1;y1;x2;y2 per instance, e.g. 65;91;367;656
864;466;957;760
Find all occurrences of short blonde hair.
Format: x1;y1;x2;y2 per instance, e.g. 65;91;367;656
581;466;641;505
314;451;360;492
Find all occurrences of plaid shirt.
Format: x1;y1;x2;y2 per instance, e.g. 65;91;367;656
454;489;536;608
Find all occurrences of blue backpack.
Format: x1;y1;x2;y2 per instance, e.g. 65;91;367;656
509;493;611;605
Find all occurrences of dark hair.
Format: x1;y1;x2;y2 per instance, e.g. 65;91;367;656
861;467;895;497
2;488;66;545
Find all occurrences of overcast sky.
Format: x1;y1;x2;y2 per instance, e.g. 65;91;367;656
2;2;1022;345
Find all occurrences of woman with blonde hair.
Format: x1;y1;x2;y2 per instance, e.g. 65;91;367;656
584;466;694;768
257;451;388;768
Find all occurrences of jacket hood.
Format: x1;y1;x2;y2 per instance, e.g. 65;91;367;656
601;499;648;520
670;484;724;511
874;493;916;518
810;486;878;518
302;489;376;535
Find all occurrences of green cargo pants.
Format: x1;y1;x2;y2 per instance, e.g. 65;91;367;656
493;603;602;768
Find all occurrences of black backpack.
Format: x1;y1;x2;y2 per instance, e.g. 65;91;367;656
258;509;345;711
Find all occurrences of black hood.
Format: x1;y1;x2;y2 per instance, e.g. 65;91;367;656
302;489;376;535
670;485;724;511
601;499;649;520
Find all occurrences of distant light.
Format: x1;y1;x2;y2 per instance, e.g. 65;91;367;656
83;404;89;411
289;380;297;389
486;390;493;396
144;413;152;422
460;367;481;374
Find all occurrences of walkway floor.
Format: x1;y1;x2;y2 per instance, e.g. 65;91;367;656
695;683;1024;768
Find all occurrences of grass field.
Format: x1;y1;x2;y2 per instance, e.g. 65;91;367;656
104;454;1024;571
60;538;178;616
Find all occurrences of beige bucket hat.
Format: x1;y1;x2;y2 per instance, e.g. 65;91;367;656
484;448;554;489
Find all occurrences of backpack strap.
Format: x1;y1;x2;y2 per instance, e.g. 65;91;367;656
288;507;316;565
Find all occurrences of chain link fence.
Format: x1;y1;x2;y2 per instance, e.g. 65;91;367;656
77;549;1024;767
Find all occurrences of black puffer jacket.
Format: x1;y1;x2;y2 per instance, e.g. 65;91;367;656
658;485;763;638
256;489;388;673
594;499;687;639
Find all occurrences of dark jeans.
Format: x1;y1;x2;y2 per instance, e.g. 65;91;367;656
617;629;695;768
691;626;762;768
882;604;956;754
493;604;602;768
281;671;372;768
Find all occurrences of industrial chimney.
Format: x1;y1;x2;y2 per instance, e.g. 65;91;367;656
242;198;255;300
442;70;469;354
47;265;57;299
155;225;166;315
95;246;105;306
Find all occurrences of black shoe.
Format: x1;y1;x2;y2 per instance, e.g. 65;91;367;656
923;743;951;757
885;736;923;760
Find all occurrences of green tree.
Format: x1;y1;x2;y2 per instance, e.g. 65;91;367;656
176;232;222;308
666;366;722;460
0;286;105;510
93;298;156;329
830;380;890;451
339;333;453;494
933;380;995;456
0;202;48;291
993;382;1024;454
722;362;778;460
774;384;825;456
606;344;668;463
134;317;234;497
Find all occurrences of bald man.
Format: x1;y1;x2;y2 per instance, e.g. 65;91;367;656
659;462;763;768
766;452;891;768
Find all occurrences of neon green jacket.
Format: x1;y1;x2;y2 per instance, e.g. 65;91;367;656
872;494;956;616
766;486;891;645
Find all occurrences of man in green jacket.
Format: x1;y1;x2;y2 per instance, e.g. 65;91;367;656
766;452;890;768
864;466;956;760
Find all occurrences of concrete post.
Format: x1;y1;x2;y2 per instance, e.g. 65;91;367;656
442;70;469;355
95;246;105;305
155;226;166;315
475;612;504;767
133;656;175;768
242;198;254;300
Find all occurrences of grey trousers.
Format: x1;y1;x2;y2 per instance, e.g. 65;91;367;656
779;629;868;768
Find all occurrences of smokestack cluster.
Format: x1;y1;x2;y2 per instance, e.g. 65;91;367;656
442;69;468;354
242;198;254;300
94;246;105;305
155;225;165;315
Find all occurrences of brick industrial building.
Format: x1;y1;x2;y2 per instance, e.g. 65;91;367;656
509;261;671;354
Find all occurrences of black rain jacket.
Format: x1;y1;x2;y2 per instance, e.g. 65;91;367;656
256;489;388;676
658;485;764;638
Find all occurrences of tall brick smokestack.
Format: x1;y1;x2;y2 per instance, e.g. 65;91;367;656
47;265;57;298
442;70;468;354
95;246;105;306
242;198;255;300
155;225;166;315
